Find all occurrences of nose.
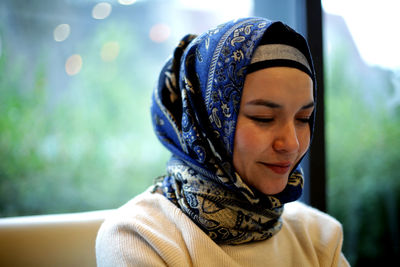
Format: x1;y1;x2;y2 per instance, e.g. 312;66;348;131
273;122;299;154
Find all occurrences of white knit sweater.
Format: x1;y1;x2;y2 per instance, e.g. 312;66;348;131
96;189;349;267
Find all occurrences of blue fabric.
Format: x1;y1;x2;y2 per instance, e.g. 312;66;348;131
151;17;316;244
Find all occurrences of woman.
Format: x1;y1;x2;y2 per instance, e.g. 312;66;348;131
96;17;349;266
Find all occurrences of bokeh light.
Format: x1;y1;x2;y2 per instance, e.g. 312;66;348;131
53;24;71;42
149;23;171;43
101;41;120;62
118;0;137;5
92;2;112;20
65;54;83;76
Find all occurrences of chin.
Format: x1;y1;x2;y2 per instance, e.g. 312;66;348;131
258;179;288;195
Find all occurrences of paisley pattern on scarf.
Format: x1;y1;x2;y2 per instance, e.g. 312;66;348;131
151;17;315;245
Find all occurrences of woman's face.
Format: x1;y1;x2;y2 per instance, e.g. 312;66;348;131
233;67;314;195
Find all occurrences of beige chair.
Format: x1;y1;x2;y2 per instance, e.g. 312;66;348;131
0;210;113;267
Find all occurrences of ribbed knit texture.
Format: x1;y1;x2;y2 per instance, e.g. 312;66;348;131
96;190;350;267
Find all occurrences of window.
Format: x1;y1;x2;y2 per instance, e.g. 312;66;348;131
323;0;400;265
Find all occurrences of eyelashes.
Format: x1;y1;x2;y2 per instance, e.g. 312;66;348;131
249;117;274;123
297;118;312;123
247;116;311;124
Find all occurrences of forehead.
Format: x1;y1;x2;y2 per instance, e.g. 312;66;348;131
242;67;314;103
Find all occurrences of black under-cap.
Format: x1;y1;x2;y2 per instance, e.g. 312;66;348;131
247;21;315;80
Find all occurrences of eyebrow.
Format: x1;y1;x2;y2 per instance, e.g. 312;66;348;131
246;99;315;110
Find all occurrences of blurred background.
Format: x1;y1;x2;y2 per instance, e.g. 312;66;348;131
0;0;398;265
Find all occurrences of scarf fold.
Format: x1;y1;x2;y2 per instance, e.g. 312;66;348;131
157;157;289;244
151;17;315;245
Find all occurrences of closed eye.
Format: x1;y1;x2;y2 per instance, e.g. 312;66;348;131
297;117;311;123
247;116;274;123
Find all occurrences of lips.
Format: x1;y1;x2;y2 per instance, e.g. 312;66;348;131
260;162;292;175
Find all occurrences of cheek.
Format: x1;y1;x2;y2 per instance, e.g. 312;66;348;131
233;124;255;178
298;128;311;156
233;124;259;156
233;121;269;176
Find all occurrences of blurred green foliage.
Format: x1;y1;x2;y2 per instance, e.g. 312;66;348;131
325;17;400;266
0;20;170;217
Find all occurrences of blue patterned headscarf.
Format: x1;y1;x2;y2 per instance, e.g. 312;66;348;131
151;17;316;245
